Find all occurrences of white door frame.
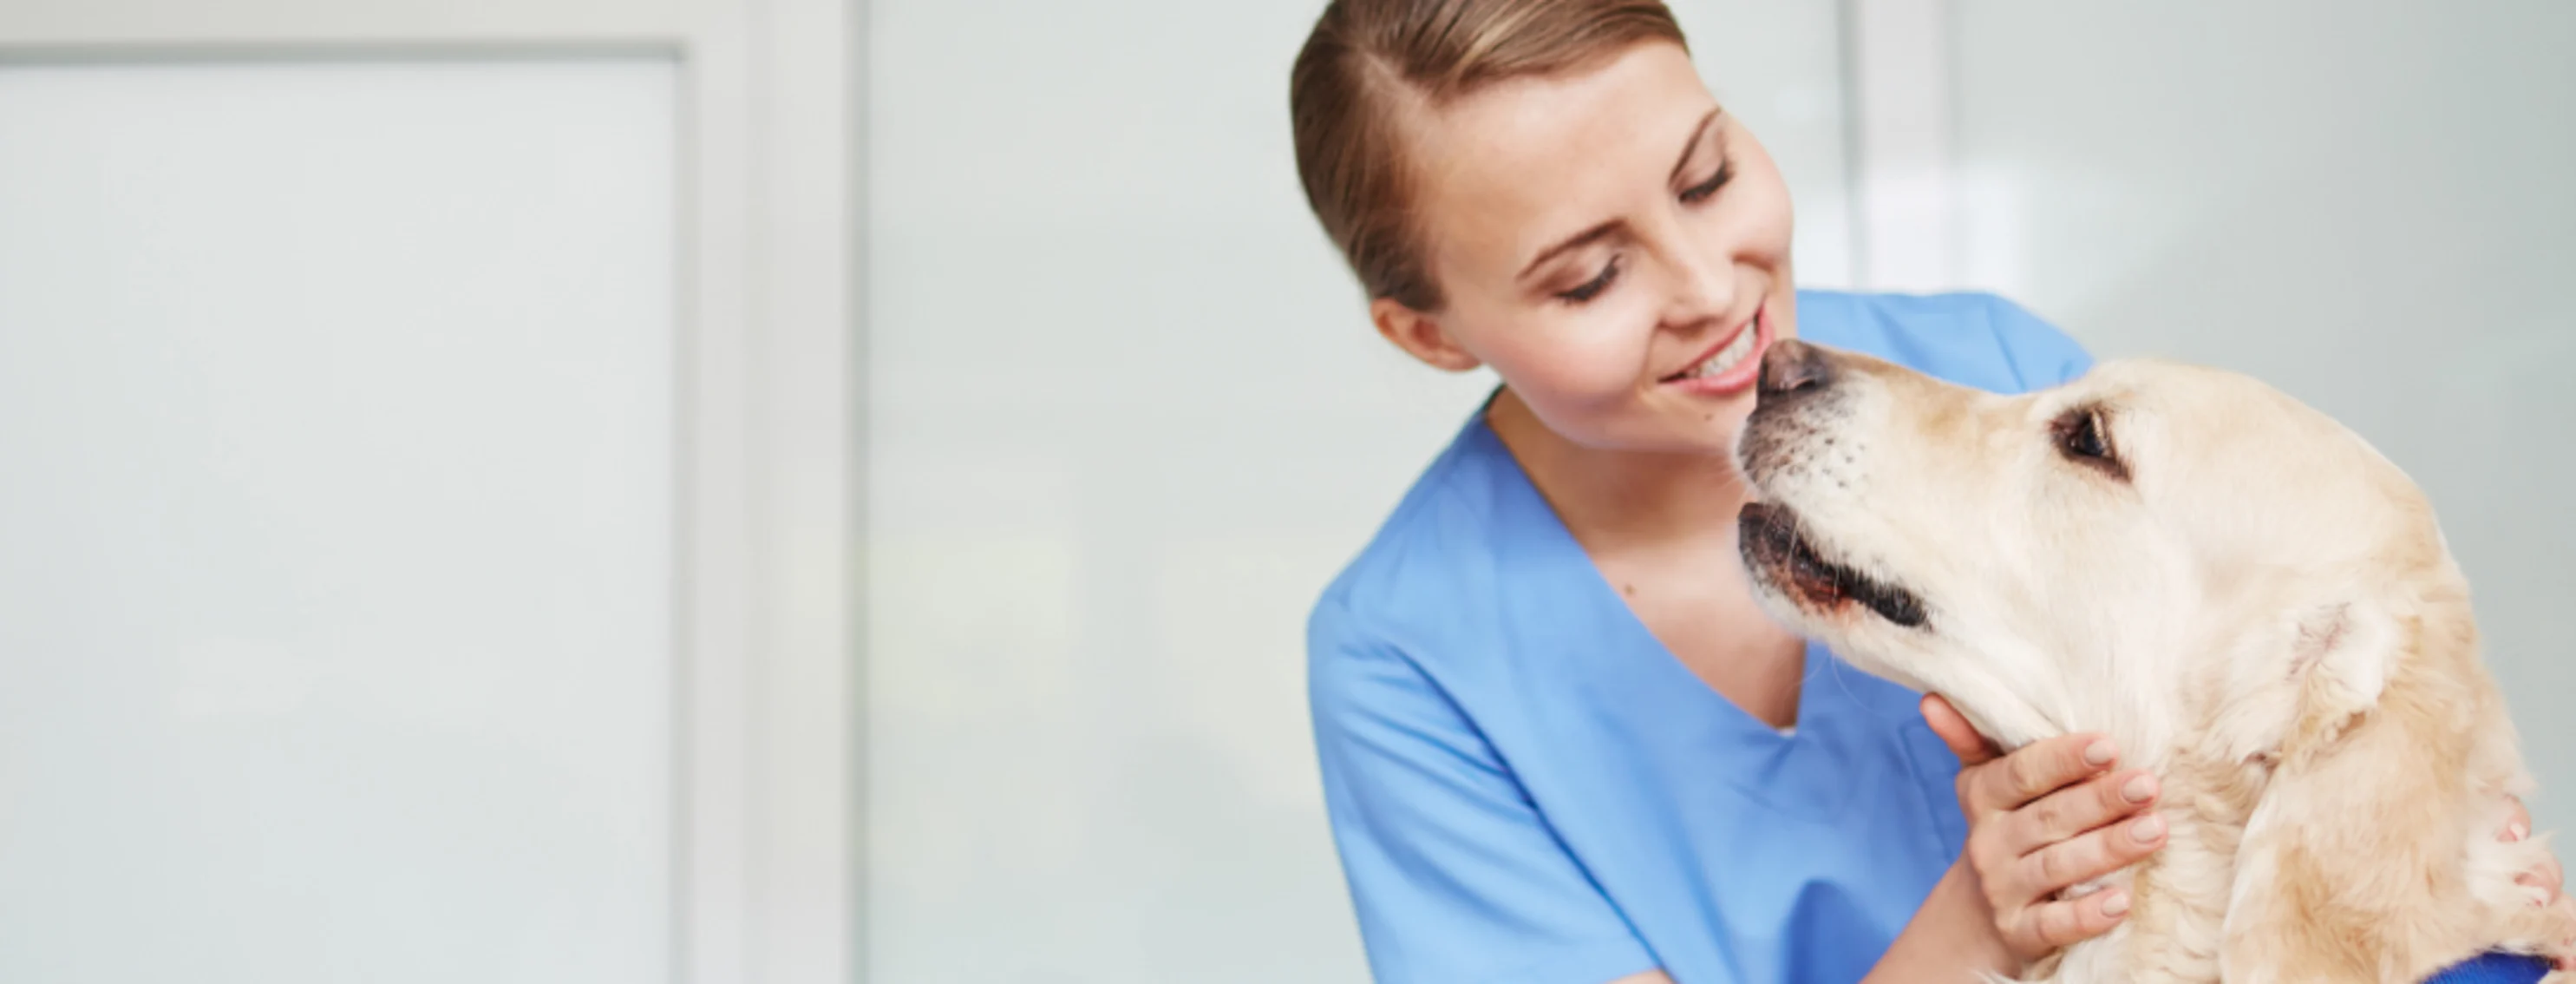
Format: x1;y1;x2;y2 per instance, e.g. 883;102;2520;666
0;3;861;982
1843;0;1960;292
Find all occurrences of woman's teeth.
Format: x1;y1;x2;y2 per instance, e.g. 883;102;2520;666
1686;324;1761;380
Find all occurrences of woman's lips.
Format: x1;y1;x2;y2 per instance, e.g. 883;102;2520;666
1662;307;1770;396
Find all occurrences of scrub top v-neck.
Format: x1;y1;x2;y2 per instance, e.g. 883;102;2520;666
1306;289;2094;984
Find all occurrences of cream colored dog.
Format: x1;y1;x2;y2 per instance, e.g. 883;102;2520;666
1730;338;2573;984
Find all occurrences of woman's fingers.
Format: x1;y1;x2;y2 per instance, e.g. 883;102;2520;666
2516;852;2565;907
1922;694;2001;765
1962;731;2119;817
2545;895;2576;971
1925;695;2168;963
2013;888;2133;954
2504;794;2534;843
2499;793;2564;907
2005;769;2160;857
2014;808;2168;898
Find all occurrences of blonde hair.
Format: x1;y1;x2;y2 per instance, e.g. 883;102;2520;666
1290;0;1689;311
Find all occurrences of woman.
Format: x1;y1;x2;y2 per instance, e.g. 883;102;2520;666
1288;3;2564;982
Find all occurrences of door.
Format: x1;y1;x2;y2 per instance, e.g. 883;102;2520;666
0;3;854;982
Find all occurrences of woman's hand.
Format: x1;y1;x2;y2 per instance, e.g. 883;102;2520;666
2501;794;2576;970
1923;694;2168;967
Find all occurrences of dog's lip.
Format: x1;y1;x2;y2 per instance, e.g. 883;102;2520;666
1737;502;1930;629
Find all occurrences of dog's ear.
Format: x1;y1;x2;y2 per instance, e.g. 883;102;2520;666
2220;595;2491;982
2283;600;2392;735
2207;598;2396;770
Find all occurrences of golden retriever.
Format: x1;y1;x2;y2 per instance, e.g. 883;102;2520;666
1729;338;2573;983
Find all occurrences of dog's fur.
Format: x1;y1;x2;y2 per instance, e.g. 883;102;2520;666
1729;339;2574;984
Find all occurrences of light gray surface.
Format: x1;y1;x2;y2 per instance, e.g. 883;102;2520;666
0;61;677;981
1954;2;2576;822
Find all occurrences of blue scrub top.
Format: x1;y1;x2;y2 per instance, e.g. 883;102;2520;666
1306;290;2093;984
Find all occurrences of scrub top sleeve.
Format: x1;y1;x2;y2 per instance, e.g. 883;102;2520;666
1980;294;2096;390
1309;598;1663;984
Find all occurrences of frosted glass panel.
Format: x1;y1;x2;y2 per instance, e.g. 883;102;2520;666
0;60;676;982
863;3;1847;980
1952;3;2576;817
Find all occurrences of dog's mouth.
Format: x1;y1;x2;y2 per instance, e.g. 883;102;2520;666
1738;502;1929;629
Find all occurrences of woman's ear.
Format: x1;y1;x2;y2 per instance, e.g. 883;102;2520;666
1370;297;1481;373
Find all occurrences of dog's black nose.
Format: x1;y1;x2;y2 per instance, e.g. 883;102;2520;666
1758;338;1833;397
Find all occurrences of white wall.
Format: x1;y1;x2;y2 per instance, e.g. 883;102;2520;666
1949;1;2576;823
0;59;676;982
862;3;1848;980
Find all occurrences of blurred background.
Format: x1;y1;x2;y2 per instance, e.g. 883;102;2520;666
1;1;2568;981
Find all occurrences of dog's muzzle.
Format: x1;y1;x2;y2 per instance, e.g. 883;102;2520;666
1737;502;1928;629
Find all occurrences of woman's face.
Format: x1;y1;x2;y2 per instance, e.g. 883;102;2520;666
1376;41;1796;457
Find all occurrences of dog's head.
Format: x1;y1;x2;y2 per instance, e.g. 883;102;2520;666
1732;339;2446;756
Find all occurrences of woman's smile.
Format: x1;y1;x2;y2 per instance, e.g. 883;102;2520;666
1657;302;1771;397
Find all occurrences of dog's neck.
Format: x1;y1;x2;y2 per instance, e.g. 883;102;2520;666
1965;658;2180;771
2023;652;2282;984
2042;748;2270;984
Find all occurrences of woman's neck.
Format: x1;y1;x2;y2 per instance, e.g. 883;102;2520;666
1486;385;1808;730
1484;387;1750;550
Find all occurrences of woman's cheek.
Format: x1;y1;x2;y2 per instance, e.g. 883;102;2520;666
1489;341;1638;432
1557;303;1658;400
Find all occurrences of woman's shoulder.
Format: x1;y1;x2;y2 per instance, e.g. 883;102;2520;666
1305;410;1527;672
1795;288;2094;394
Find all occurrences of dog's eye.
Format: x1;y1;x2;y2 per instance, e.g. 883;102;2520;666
2062;410;2109;458
2052;405;2128;481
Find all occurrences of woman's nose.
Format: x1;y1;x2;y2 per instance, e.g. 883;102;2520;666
1662;240;1737;325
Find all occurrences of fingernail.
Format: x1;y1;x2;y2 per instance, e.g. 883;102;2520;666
2509;822;2530;842
2122;774;2158;804
2102;890;2131;916
2130;814;2167;843
2084;740;2117;767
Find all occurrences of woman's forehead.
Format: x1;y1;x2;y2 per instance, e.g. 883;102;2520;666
1408;43;1718;268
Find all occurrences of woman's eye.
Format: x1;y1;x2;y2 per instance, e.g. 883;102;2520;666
1679;160;1734;204
1555;255;1621;304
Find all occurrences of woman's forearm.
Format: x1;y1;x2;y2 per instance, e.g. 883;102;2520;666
1861;858;2022;984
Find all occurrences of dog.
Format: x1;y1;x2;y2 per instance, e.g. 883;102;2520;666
1728;338;2574;984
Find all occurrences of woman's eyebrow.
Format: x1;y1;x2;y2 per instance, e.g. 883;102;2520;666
1518;220;1623;283
1517;108;1728;285
1670;108;1724;183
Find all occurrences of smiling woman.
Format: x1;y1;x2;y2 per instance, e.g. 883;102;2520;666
1300;5;1797;456
1285;3;2563;984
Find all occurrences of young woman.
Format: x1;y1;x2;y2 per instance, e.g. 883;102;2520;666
1288;3;2566;982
